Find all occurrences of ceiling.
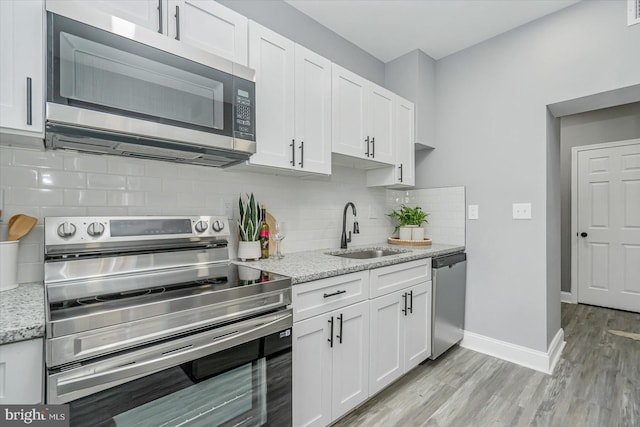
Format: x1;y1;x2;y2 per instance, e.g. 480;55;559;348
285;0;581;62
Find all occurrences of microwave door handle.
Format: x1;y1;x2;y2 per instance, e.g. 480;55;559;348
53;312;291;400
174;5;180;40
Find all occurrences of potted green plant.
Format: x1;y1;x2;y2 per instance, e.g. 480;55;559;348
237;193;261;260
387;204;429;241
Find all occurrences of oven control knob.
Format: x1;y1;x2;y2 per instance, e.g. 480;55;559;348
57;222;77;238
212;220;225;232
195;221;208;233
87;222;105;237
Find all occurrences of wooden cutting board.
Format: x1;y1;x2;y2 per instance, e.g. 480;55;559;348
265;212;276;255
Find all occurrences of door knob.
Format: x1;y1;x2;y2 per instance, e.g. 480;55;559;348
580;232;588;238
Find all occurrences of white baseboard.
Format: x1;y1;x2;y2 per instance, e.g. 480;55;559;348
460;328;565;374
561;291;577;304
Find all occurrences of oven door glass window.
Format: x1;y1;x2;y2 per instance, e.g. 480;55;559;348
65;332;291;427
48;13;233;136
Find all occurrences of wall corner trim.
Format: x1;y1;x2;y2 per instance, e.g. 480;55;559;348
460;329;565;375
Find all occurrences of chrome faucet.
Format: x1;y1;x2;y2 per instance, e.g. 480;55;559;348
341;202;359;249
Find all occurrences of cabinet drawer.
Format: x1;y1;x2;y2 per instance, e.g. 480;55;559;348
292;271;369;322
370;259;430;298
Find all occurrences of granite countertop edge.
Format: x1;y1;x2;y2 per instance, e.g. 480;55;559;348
0;282;45;345
234;242;465;285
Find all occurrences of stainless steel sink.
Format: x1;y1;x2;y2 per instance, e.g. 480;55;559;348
328;248;406;259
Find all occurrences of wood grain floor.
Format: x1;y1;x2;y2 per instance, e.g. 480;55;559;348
333;303;640;427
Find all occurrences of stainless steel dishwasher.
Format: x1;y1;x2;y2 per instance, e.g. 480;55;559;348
430;252;467;359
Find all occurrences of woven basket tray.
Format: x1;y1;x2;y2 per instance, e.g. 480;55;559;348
387;237;432;246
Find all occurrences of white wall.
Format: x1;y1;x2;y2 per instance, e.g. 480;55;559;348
417;0;640;352
559;102;640;292
0;147;391;284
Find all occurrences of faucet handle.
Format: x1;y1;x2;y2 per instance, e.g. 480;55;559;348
353;221;360;234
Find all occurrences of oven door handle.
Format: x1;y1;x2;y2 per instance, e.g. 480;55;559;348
50;311;292;404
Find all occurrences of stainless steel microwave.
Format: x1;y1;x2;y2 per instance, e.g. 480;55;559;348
45;1;256;167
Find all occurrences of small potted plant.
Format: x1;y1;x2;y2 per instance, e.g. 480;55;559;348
237;193;261;261
387;205;429;241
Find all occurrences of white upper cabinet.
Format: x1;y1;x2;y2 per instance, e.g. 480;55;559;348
167;0;248;65
0;0;44;146
248;22;331;175
366;95;416;187
369;85;395;164
86;0;166;33
331;64;370;160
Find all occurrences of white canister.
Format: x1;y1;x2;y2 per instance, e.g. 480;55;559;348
411;227;425;241
0;241;20;292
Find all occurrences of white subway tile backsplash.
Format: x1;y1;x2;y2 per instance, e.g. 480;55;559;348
107;191;145;206
10;187;63;206
107;158;145;176
39;170;86;188
0;148;13;166
64;156;108;173
13;150;63;169
127;176;162;192
0;166;38;187
162;178;196;193
64;189;108;206
146;192;177;207
86;206;128;216
42;206;87;218
18;243;43;263
87;173;127;190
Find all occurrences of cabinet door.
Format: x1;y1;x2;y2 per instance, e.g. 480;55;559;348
331;64;369;159
368;84;394;165
331;301;369;421
294;45;332;175
248;22;295;170
293;315;333;427
394;96;415;186
0;0;44;137
369;291;404;396
167;0;248;65
0;339;43;404
404;282;431;371
88;0;164;32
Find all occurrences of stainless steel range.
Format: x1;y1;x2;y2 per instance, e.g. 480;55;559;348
44;216;292;426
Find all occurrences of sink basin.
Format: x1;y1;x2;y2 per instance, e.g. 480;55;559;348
328;248;406;259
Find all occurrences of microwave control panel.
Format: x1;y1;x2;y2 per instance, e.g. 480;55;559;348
233;80;255;141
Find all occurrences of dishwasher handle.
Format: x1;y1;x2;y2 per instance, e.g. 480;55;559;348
432;252;466;269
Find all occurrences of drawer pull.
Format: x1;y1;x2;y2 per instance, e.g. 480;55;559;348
323;290;346;299
328;316;334;348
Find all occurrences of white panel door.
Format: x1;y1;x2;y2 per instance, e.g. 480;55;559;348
89;0;165;32
394;96;415;186
0;0;44;136
331;64;369;159
577;142;640;312
248;22;295;169
331;301;369;421
294;45;332;175
168;0;248;65
293;315;333;427
404;282;431;370
369;291;404;396
368;84;395;165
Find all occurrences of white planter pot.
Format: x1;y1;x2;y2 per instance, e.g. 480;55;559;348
238;241;261;261
411;227;425;241
398;226;415;241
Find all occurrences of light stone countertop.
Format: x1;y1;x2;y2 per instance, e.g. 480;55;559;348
234;242;465;284
0;283;45;345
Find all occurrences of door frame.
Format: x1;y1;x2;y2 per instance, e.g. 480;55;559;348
569;138;640;304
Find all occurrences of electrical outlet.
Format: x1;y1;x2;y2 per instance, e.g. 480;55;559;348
513;203;532;219
468;205;479;220
368;205;379;219
223;197;234;219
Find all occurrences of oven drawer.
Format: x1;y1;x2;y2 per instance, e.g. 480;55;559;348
292;271;369;322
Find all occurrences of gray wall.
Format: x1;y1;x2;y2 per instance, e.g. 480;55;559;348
546;110;561;346
218;0;385;85
417;0;640;352
384;49;437;148
559;102;640;293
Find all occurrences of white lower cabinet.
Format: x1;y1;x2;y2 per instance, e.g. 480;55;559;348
0;339;43;404
293;301;369;427
369;282;431;395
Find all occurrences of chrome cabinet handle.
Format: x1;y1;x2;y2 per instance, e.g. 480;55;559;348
323;290;346;298
399;164;403;182
299;141;304;168
337;314;343;344
290;139;295;166
174;6;180;40
26;77;32;125
371;137;375;158
365;136;370;157
328;316;334;348
157;0;163;33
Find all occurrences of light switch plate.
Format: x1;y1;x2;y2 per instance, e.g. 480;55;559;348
468;204;479;220
368;205;379;219
513;203;532;219
223;197;234;219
